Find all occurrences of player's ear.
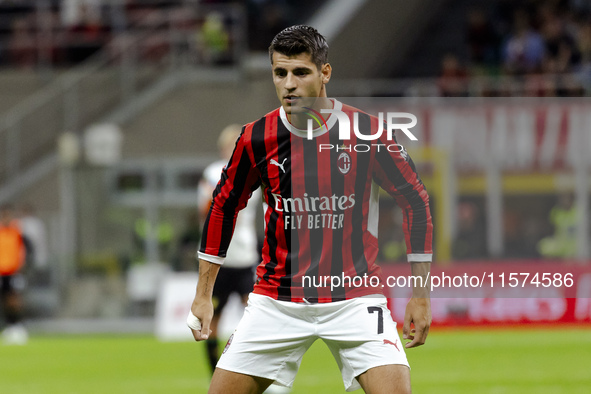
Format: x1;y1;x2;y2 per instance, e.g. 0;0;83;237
321;63;332;84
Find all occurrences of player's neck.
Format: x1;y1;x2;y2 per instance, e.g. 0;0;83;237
287;96;333;128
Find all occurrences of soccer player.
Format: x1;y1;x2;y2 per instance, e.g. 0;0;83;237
0;204;29;345
197;124;260;373
189;25;433;393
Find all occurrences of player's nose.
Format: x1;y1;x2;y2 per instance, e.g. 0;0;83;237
284;73;297;90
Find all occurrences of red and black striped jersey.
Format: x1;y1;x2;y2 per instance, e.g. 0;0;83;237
199;99;433;302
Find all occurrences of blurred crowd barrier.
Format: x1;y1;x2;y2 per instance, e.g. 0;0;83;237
344;97;590;264
387;261;591;326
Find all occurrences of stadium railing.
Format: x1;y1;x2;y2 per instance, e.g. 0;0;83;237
0;2;246;204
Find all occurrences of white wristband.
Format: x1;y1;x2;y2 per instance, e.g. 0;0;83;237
186;311;202;331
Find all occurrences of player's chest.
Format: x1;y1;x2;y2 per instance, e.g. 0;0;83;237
254;137;366;192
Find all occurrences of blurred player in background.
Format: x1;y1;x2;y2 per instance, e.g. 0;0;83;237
0;204;29;345
18;204;49;270
197;124;261;374
189;25;432;393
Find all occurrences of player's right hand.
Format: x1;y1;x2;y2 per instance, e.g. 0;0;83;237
402;297;431;348
188;299;213;341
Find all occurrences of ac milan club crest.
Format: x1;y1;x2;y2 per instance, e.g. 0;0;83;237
337;152;351;174
223;333;234;354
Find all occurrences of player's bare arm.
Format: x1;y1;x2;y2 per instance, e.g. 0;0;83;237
189;259;221;341
403;261;432;348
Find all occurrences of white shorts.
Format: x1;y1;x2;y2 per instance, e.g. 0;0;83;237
216;293;409;392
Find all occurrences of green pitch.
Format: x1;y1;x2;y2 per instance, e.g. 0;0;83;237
0;327;589;393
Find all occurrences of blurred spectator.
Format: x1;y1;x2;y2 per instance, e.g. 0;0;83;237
197;11;231;65
438;53;469;96
503;9;545;74
578;20;591;60
466;8;500;69
64;3;110;64
6;17;36;69
0;204;28;345
18;204;49;270
538;193;578;259
542;15;581;73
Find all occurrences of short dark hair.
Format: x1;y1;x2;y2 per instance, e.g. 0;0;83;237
269;25;328;69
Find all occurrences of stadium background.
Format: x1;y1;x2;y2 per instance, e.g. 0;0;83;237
0;0;590;392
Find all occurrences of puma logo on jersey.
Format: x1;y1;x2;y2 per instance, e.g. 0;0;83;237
383;339;400;351
270;158;287;173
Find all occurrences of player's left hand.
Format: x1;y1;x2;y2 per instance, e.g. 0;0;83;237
402;297;431;348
